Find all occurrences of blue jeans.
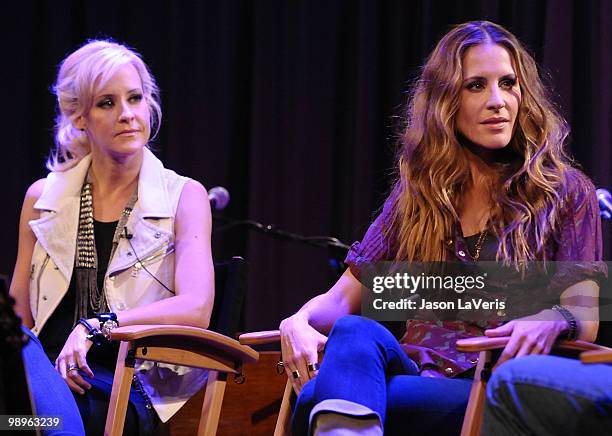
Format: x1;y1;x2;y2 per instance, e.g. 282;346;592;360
483;355;612;436
21;327;85;436
292;315;472;435
23;327;160;436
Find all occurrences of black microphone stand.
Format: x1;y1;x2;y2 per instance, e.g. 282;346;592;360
213;215;350;278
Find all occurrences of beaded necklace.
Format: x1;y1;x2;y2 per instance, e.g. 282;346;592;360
73;171;138;323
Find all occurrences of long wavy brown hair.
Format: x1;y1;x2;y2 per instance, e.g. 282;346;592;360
387;21;590;264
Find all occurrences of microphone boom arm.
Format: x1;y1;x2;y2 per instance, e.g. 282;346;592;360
213;216;350;250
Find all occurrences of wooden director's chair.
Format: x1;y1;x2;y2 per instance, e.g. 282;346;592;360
104;257;259;436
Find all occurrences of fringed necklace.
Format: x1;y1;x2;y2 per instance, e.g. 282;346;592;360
74;171;138;324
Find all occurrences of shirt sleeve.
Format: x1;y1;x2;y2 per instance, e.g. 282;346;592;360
344;190;399;281
551;178;608;289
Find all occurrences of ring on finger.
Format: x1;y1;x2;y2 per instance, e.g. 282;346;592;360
67;364;79;372
307;362;319;372
291;370;300;379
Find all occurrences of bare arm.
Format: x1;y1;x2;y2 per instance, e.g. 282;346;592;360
56;179;214;395
559;279;599;342
279;267;362;392
110;179;215;329
290;268;363;334
9;179;45;329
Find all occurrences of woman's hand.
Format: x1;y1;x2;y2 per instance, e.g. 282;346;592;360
484;309;568;368
55;321;96;394
279;313;328;394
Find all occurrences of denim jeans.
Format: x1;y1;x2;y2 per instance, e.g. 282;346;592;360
21;326;85;436
483;355;612;436
292;315;472;435
22;326;160;436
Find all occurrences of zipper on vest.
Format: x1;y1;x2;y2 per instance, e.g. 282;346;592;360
35;254;51;313
130;243;174;277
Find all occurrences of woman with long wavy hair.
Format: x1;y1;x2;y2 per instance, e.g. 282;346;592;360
279;21;604;435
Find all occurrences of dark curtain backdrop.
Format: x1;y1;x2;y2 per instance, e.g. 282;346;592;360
2;0;610;332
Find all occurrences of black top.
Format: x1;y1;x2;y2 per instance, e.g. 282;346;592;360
38;220;120;369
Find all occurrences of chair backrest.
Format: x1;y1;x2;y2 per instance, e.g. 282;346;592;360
210;256;248;338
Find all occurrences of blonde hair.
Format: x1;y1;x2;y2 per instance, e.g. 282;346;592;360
388;21;586;264
47;39;161;171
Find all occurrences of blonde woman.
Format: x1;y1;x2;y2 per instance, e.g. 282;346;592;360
279;21;605;435
10;40;214;435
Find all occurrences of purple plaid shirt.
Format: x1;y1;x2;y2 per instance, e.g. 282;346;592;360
345;182;606;378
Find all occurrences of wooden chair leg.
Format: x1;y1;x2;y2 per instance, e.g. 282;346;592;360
198;370;228;436
105;341;135;436
460;350;490;436
274;379;294;436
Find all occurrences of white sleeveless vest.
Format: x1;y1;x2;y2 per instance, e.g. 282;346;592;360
28;148;207;422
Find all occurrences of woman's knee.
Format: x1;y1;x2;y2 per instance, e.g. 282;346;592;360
486;357;526;404
329;315;395;344
486;355;569;409
325;315;408;369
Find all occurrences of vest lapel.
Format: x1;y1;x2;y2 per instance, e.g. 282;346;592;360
30;149;176;281
29;156;92;282
106;149;175;276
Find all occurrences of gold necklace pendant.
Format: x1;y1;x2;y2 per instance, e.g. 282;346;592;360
470;230;487;261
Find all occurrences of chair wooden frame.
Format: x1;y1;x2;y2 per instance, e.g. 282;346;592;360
581;348;612;363
455;336;611;436
239;330;290;436
105;325;259;436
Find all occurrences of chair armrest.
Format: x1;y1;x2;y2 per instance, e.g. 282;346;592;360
238;330;281;345
110;325;259;364
456;336;606;353
580;349;612;364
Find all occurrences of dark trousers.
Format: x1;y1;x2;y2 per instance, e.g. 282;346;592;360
73;362;160;436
